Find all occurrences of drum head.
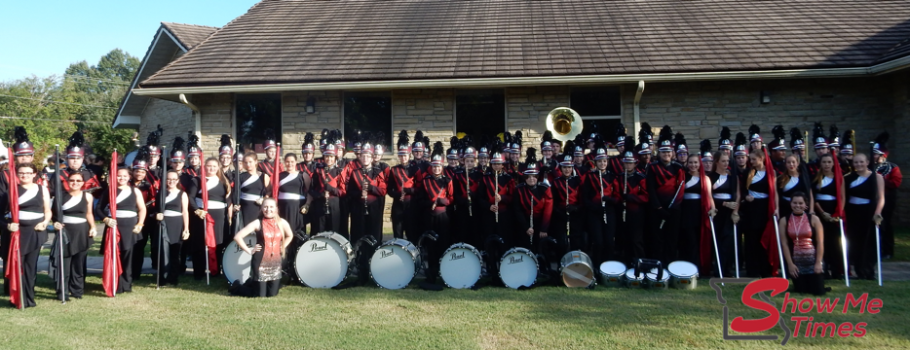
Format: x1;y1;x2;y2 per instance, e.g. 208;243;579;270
668;261;699;278
625;268;643;281
370;243;417;289
500;249;537;289
295;237;350;288
223;237;256;284
439;246;482;289
647;268;670;282
599;261;626;276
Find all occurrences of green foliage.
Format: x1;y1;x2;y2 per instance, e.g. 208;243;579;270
0;49;140;161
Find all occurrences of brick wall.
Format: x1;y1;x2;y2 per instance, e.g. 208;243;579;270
138;98;194;151
391;88;455;155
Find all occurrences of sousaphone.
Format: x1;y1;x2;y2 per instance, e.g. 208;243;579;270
545;107;583;142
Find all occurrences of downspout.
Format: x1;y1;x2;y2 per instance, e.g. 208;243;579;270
179;93;202;138
633;80;645;138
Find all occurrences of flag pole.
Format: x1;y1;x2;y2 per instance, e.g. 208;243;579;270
54;145;66;304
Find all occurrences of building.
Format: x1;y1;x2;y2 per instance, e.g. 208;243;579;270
115;0;910;220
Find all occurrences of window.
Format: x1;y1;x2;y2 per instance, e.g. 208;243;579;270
236;94;281;153
344;92;392;150
571;86;622;145
456;89;505;138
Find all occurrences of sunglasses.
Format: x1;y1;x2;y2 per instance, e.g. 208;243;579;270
69;179;84;183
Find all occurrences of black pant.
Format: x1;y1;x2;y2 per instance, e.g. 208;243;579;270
230;279;280;297
391;198;408;239
550;209;586;259
792;273;826;295
118;248;134;293
648;207;681;267
715;206;737;278
157;240;183;286
846;204;877;279
132;228;150;281
821;217;845;277
587;206;617;267
350;199;383;244
742;199;772;277
21;247;40;307
57;250;87;298
618;210;644;265
425;209;451;283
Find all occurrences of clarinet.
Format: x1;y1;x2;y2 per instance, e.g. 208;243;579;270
361;168;369;216
494;171;499;223
599;170;606;224
565;176;570;236
529;190;534;246
467;168;472;217
623;169;628;222
323;168;331;215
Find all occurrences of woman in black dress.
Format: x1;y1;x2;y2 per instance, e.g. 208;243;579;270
6;163;51;307
680;154;716;273
99;167;147;293
710;152;740;277
778;155;814;219
187;158;232;280
844;154;885;280
52;172;96;300
275;153;313;237
741;149;777;277
154;170;189;286
237;153;265;227
231;199;294;297
813;154;846;279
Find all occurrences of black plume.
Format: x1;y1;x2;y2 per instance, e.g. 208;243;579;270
172;137;185;152
450;136;459;150
772;125;786;140
640;122;653;136
263;128;276;142
829;124;839;142
874;131;890;145
789;127;803;148
734;132;747;147
220;134;232;148
397;130;409;148
462;135;473;149
658;125;673;143
843;130;855;148
562;140;575;159
423;136;430;147
514;130;523;143
431;141;445;159
615;123;626;140
542;130;553;143
503;132;512;144
749;124;760;137
674;132;686;149
700;139;712;155
68;131;85;149
524;147;537;165
146;125;162;146
812;122;825;141
321;128;329;139
187;132;200;149
414;130;424;144
573;134;586;149
14;126;29;143
304;132;314;146
720;127;731;141
135;147;150;163
373;131;386;148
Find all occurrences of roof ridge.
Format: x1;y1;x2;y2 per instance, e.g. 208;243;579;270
142;1;267;86
161;21;219;30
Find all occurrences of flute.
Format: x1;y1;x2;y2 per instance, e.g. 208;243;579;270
565;176;570;236
599;170;606;224
323;169;331;215
362;168;369;215
623;168;628;222
530;192;534;246
494;171;499;223
467;169;472;217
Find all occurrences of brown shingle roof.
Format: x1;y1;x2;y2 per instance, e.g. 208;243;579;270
161;22;218;50
139;0;910;88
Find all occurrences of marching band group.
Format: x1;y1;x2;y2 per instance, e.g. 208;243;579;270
0;117;901;305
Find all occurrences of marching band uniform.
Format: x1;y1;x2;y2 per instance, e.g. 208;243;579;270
513;150;553;252
844;170;881;280
583;147;618;266
160;186;186;286
343;144;387;243
387;139;414;241
12;180;49;307
551;152;585;257
741;154;774;278
646;127;685;265
53;189;92;299
872;134;901;258
813;155;845;279
186;168;232;280
238;169;266;227
709;162;739;277
275;168;312;237
98;185;141;293
311;143;345;234
130;157;157;281
417;144;454;284
452;147;482;247
617;150;648;264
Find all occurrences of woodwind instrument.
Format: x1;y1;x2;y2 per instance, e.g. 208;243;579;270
494;171;499;223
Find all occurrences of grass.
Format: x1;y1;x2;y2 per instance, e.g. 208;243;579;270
892;228;910;262
0;274;908;349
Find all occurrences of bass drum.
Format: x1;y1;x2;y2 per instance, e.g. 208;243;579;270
560;250;595;288
439;243;483;289
499;247;538;289
222;236;256;284
369;239;421;289
294;232;352;288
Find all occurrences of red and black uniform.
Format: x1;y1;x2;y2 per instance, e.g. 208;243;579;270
538;158;559;184
607;156;624;177
387;163;414;240
875;161;901;257
404;159;430;242
646;161;685;265
617;170;648;264
297;161;317;179
258;159;283;177
582;168;619;266
551;173;584;255
311;162;345;233
451;167;483;247
478;170;515;245
513;183;553;253
48;167;102;195
131;177;157;281
416;172;454;282
342;163;387;242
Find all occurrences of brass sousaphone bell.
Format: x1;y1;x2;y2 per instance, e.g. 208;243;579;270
545;107;583;142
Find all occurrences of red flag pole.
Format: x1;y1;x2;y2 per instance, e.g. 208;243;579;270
201;163;211;285
271;143;281;200
102;150;120;297
6;145;22;309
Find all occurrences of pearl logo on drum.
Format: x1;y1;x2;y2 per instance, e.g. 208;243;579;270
449;251;465;261
309;241;328;252
380;249;394;259
508;255;523;264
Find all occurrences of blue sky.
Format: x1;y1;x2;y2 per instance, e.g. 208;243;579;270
0;0;260;82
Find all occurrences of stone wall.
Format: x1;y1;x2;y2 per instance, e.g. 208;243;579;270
138;98;194;151
391;88;455;152
194;93;233;159
505;86;571;151
282;91;343;150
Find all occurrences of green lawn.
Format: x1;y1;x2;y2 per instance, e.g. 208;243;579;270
1;274;907;349
893;228;910;262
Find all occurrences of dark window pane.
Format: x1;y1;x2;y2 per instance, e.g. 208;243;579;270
571;86;621;116
456;89;504;138
344;92;392;150
581;119;622;145
236;94;281;153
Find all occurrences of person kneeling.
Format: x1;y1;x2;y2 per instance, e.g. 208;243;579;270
230;199;293;297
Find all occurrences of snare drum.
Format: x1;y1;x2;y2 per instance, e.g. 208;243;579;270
646;268;670;290
439;243;483;289
499;247;538;289
624;268;644;288
598;261;626;288
294;232;352;288
370;239;421;289
222;236;256;284
560;250;595;288
668;261;699;290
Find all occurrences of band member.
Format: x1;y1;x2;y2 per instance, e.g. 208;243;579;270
144;128;164;184
99;167;147;293
52;172;96;299
828;125;841;156
741;149;777;278
813;153;845;279
155;170;189;286
635;135;652;174
187;158;232;280
680;151;717;275
572;134;590;175
343;142;387;243
646;126;685;265
6;163;51;307
219;135;235;177
613;148;646;264
312;142;345;233
507;132;523;178
445;138;461;179
388;131;413;240
749;125;763;152
2;128;36;294
807;123;829;178
718;127;733;158
675;133;688;166
583;142;618;266
477;144;491;173
417;143;453;284
778;153;814;220
258;130;281;185
130;152;157;281
48;131;101;196
551;143;585;256
238;153;266;227
478;148;515;276
844;154;884;280
872;132;901;259
513;148;552;252
700;139;714;172
232;198;294;297
275;153;313;237
607;125;627;176
710;150;740;277
769;125;787;174
733;132;750;174
452;144;481;247
406;133;430;241
779;192;827;295
840;130;856;173
298;132;318;178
